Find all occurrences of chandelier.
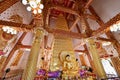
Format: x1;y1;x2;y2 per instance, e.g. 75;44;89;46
102;42;111;46
110;22;120;32
22;0;44;14
2;26;17;35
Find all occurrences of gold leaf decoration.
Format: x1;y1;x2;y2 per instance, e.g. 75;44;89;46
9;14;23;23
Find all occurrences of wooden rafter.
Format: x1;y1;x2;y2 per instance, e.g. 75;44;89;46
92;13;120;37
74;50;86;53
0;20;34;32
14;44;87;53
0;20;86;39
17;44;31;49
45;27;86;39
50;4;80;17
67;2;76;19
0;0;19;13
76;24;81;33
88;5;120;56
84;14;97;20
0;13;120;39
74;42;86;49
70;17;79;31
84;0;93;9
89;6;105;27
96;37;115;42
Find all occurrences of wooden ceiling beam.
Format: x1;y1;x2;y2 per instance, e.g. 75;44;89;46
16;44;87;53
88;5;120;37
0;0;19;13
74;50;86;53
49;4;80;17
45;27;86;39
0;20;34;32
17;44;31;49
67;2;76;19
92;13;120;37
74;41;86;49
96;37;115;42
70;17;79;31
76;24;81;33
84;14;97;20
89;6;105;26
84;0;93;9
0;20;86;39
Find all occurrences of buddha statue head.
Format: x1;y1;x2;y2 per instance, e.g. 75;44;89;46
65;55;71;62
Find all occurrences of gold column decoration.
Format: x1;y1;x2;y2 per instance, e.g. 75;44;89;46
87;38;106;79
22;29;44;80
111;57;120;76
10;50;23;66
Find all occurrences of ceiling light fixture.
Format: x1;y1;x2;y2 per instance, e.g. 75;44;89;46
110;22;120;32
2;26;17;35
22;0;44;14
102;42;111;46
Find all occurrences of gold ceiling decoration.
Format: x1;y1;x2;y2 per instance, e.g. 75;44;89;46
9;14;23;23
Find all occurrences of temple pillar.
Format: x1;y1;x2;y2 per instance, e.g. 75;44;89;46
22;29;44;80
87;38;106;79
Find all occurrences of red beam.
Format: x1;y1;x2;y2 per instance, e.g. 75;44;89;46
45;27;86;39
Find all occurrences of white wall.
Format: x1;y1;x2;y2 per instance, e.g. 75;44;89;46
92;0;120;23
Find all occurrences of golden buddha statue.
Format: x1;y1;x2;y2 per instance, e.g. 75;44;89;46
62;54;79;77
63;55;73;73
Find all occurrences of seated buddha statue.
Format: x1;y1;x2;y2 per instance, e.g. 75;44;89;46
62;55;78;76
63;55;73;71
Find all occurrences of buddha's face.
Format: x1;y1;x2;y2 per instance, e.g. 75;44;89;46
66;56;71;61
